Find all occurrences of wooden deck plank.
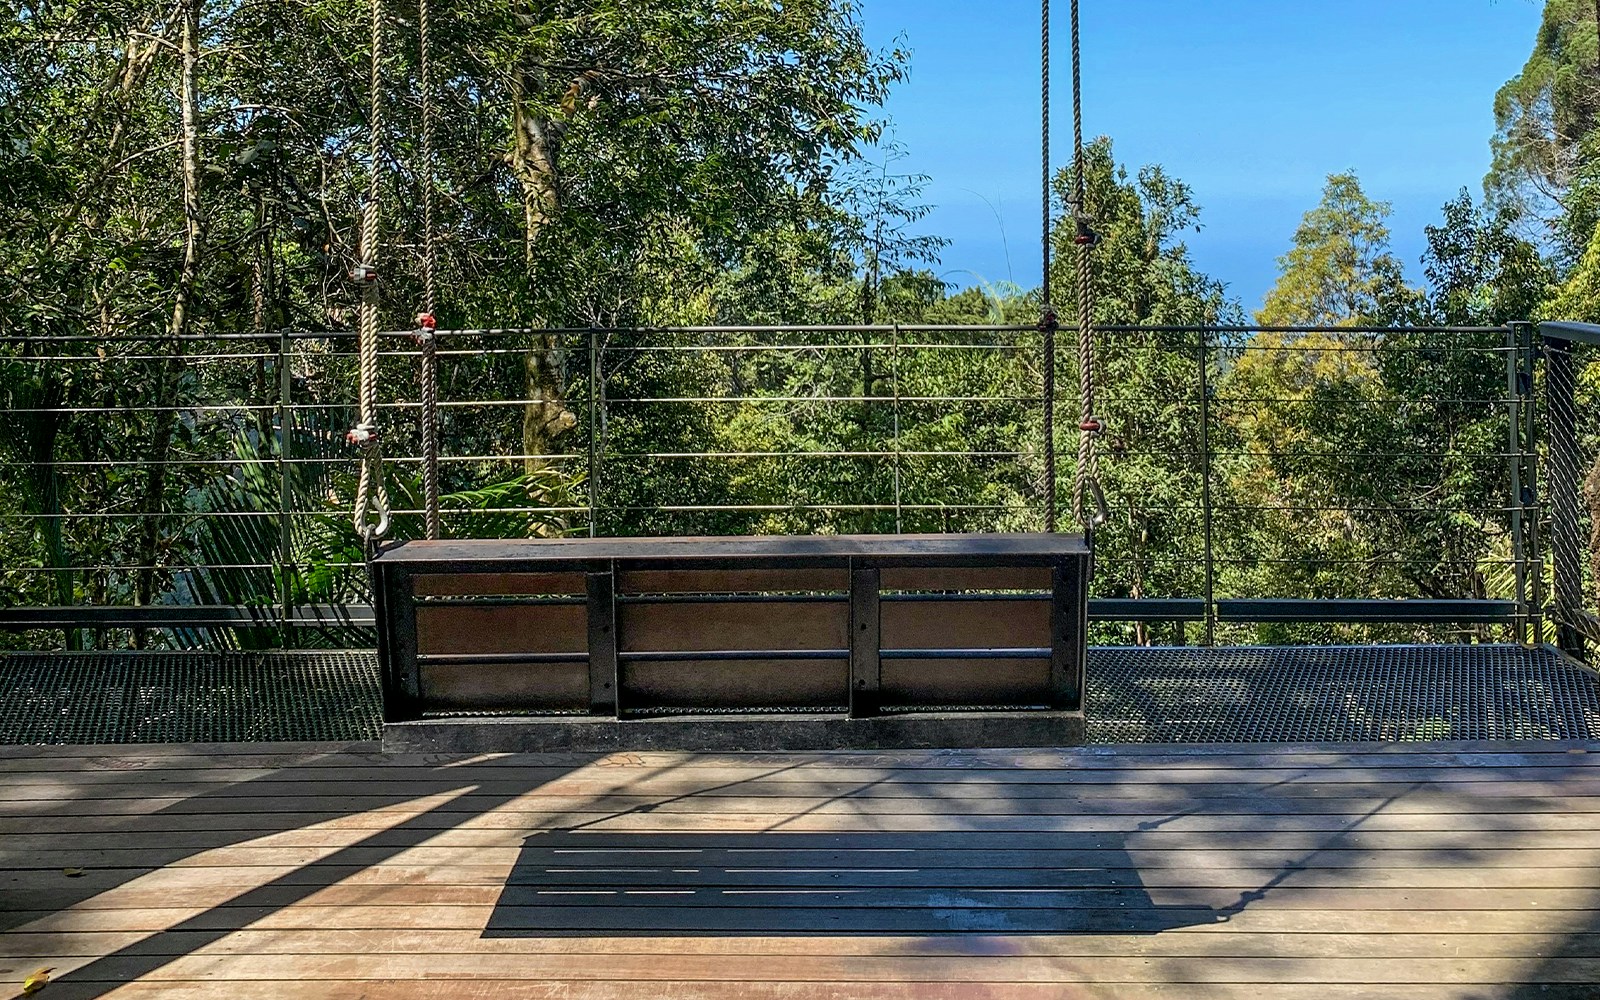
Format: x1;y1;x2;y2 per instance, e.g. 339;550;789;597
11;903;1599;935
3;741;1599;999
13;951;1600;984
7;762;1599;786
23;982;1600;1000
11;823;1600;850
11;808;1600;835
7;928;1600;960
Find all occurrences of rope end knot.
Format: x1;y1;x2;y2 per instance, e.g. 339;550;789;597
346;422;382;452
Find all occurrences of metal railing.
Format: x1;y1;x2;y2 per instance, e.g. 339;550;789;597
0;323;1540;650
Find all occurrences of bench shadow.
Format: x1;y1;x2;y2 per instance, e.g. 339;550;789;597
485;829;1230;936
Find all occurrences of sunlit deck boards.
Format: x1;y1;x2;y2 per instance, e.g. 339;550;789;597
3;741;1600;999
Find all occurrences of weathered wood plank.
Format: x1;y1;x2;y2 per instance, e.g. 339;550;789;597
10;763;1599;789
11;952;1600;985
11;820;1600;848
4;745;1596;771
6;881;1600;913
7;928;1600;961
11;805;1600;836
7;862;1596;896
11;903;1597;936
24;981;1600;1000
416;604;587;656
413;573;585;598
4;845;1598;871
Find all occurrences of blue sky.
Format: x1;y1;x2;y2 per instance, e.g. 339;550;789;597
859;0;1543;313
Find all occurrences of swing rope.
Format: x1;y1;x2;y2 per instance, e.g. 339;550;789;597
1068;0;1105;530
415;0;442;541
1040;0;1058;533
351;0;392;544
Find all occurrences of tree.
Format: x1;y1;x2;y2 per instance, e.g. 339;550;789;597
1258;172;1416;327
835;142;950;325
1421;191;1549;325
1488;0;1600;255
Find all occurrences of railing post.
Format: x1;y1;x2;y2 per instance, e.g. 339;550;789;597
892;324;903;534
1508;324;1532;644
1197;329;1217;647
1521;321;1544;645
587;328;600;538
277;328;295;648
1547;332;1586;656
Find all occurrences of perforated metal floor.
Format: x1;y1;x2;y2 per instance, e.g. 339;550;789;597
1;644;1596;746
0;651;382;744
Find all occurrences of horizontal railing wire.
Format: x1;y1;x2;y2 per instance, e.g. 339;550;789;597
0;323;1534;650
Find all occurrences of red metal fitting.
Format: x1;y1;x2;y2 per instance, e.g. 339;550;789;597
350;265;378;284
1080;418;1104;434
415;312;437;331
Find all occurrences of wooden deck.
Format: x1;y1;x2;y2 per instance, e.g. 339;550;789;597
2;740;1599;998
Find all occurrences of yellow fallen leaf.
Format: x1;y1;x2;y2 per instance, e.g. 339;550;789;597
23;967;52;994
61;868;84;878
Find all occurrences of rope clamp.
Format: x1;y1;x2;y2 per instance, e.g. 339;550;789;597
412;312;438;345
1073;220;1102;248
350;264;379;284
1080;417;1105;437
1037;308;1059;333
346;422;382;450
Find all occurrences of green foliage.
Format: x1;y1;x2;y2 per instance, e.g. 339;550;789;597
1488;0;1600;253
1257;173;1417;327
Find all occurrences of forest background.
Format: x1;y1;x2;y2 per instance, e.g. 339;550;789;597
2;0;1596;649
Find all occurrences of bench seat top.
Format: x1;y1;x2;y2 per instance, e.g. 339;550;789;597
373;532;1089;568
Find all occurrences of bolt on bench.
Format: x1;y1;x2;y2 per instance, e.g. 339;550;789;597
373;534;1089;750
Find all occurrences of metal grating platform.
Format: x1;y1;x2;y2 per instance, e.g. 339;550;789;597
1091;644;1600;743
0;651;382;744
1;644;1597;746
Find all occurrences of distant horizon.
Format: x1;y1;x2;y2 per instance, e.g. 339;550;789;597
861;0;1542;312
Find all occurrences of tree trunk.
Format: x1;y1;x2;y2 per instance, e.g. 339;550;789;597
134;0;203;642
510;67;575;477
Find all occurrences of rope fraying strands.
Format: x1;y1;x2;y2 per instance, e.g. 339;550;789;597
351;0;392;545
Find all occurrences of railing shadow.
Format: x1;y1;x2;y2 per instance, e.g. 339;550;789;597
2;748;599;997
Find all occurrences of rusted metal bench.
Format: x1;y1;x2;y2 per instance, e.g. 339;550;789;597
373;533;1089;750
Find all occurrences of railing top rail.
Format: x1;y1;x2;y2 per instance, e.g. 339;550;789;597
0;323;1520;346
1539;321;1600;346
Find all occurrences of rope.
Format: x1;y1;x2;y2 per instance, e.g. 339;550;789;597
352;0;391;544
416;0;442;541
1069;0;1106;530
1040;0;1057;533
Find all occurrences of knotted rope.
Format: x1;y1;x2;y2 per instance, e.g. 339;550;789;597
415;0;442;541
1068;0;1106;530
352;0;392;544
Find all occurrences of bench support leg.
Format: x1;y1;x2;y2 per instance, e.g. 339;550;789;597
849;566;881;718
587;569;619;717
1052;561;1087;712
